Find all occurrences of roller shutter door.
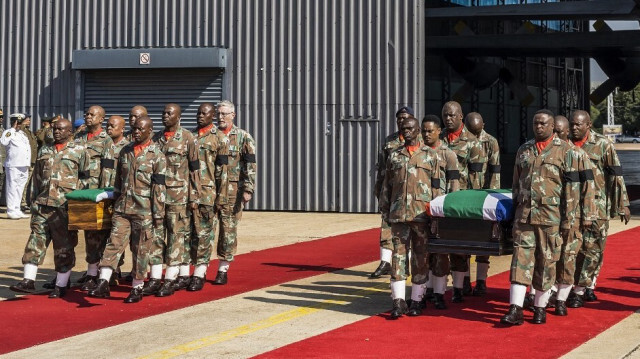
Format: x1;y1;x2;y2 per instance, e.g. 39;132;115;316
83;68;223;131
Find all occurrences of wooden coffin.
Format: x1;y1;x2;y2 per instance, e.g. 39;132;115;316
68;200;114;231
427;217;513;256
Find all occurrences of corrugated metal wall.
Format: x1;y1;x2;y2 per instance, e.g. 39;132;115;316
0;0;424;212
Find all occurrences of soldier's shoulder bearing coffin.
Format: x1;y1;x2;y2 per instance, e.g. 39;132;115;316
426;189;514;256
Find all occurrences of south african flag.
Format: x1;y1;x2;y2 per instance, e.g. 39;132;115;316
427;189;514;222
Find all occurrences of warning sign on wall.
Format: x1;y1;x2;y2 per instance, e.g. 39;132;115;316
139;53;150;65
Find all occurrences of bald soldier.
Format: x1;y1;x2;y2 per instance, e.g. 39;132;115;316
89;116;167;303
10;118;90;298
125;105;148;142
464;112;500;296
567;110;630;308
441;101;486;302
73;105;116;291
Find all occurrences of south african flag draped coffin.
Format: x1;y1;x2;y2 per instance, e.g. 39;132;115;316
66;188;115;231
426;189;514;256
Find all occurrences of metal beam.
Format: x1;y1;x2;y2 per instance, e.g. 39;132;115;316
425;0;639;21
427;30;640;57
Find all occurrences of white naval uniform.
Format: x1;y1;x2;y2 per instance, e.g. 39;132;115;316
0;128;31;216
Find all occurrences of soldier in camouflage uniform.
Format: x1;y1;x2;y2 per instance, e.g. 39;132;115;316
107;115;131;279
146;103;201;297
501;109;582;326
421;115;459;310
89;116;167;303
214;100;257;285
441;101;486;302
548;115;597;315
125;105;147;142
187;103;229;291
567;110;630;308
9;118;90;298
35;115;58;149
379;116;440;319
465;112;501;296
71;105;116;291
371;106;415;278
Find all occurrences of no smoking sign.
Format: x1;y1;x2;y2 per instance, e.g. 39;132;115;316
139;52;150;65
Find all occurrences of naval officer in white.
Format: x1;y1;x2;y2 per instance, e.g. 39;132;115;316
1;113;32;219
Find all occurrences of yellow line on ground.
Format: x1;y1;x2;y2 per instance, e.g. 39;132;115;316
136;282;389;359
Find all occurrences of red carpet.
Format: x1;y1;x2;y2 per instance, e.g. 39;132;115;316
0;228;379;355
256;226;640;359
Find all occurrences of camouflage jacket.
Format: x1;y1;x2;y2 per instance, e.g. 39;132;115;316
23;128;38;165
374;132;403;199
220;125;257;195
433;141;460;196
31;141;90;208
569;143;597;222
113;142;166;220
478;130;501;189
193;126;229;207
112;137;130;170
35;126;54;148
512;135;581;229
379;145;440;223
152;126;201;205
577;130;630;219
74;129;115;189
443;126;486;190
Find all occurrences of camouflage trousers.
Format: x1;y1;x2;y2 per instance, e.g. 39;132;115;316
190;204;219;266
390;221;430;284
379;217;393;251
429;253;468;277
22;204;78;273
218;183;244;262
556;225;583;285
510;222;563;291
575;219;609;287
100;213;157;280
149;204;191;266
84;229;111;264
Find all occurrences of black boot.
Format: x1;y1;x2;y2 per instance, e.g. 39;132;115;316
187;276;206;291
523;293;535;311
370;261;391;278
472;280;487;296
88;279;110;298
567;291;584;308
407;299;425;316
584;288;598;302
213;271;228;285
433;293;447;310
500;304;524;325
390;298;408;319
555;300;568;316
156;280;176;297
48;286;67;299
42;277;57;290
81;276;99;291
124;287;143;303
462;276;472;296
452;287;464;303
174;275;191;291
532;306;547;324
142;278;162;296
9;279;36;294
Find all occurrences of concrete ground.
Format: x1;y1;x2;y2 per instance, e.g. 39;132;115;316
0;211;639;358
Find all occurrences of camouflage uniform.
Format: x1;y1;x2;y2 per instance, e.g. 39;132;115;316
510;135;581;291
99;142;167;280
190;126;229;266
443;126;486;272
151;127;201;267
556;144;596;285
218;125;257;262
21;127;38;206
574;131;629;287
379;145;440;284
476;130;501;266
112;137;131;268
74;130;116;265
22;142;90;272
374;132;405;253
430;141;460;277
35;126;54;149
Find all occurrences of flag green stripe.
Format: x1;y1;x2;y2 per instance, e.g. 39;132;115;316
442;189;511;219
